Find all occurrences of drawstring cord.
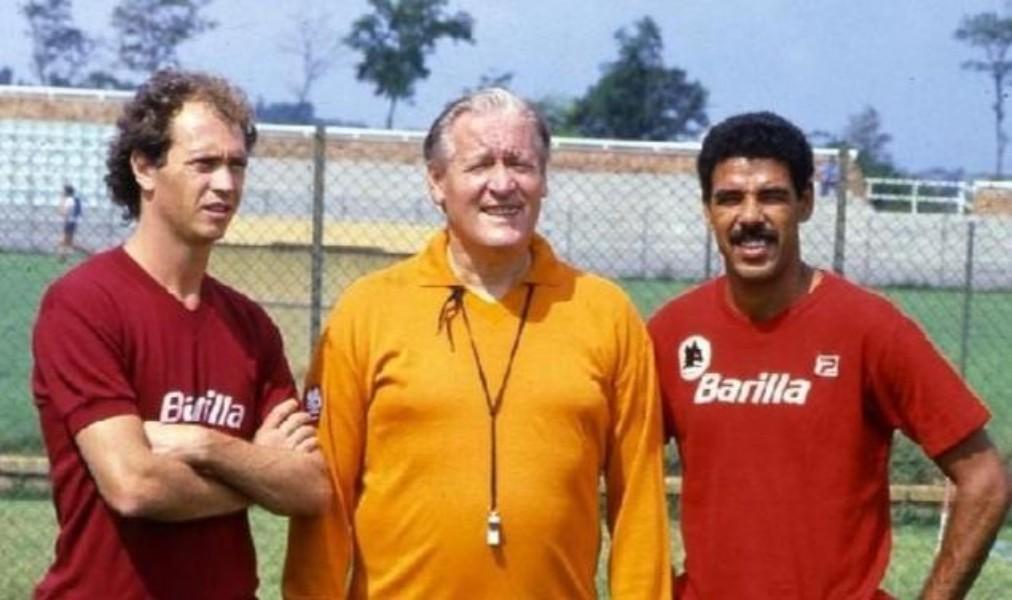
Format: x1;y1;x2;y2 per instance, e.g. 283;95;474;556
436;286;465;351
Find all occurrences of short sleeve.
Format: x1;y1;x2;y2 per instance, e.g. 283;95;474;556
865;310;990;458
32;282;138;435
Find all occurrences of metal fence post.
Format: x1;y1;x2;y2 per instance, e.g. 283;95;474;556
565;204;573;259
309;125;326;357
704;227;713;280
940;218;977;553
640;205;650;277
832;145;849;275
957;219;976;376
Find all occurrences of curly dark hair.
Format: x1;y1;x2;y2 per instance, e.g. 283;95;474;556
696;111;813;203
105;69;258;220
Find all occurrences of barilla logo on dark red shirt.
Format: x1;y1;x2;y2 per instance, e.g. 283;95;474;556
159;389;246;429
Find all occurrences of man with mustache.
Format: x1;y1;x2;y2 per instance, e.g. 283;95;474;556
283;87;671;599
648;112;1010;598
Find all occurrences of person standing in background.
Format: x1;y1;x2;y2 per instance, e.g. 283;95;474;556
56;183;86;261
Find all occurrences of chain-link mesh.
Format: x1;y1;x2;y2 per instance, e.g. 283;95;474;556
1;103;1010;597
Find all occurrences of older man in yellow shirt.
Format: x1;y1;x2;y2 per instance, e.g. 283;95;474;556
283;88;671;599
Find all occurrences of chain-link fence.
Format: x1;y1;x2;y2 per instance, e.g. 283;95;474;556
1;99;1011;597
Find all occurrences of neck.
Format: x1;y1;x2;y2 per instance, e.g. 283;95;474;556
725;262;820;322
124;219;212;310
446;239;531;301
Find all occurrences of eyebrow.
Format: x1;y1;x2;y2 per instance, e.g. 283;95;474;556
186;150;248;163
713;184;792;195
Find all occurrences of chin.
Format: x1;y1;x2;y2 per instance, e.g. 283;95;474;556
476;229;533;249
727;263;779;283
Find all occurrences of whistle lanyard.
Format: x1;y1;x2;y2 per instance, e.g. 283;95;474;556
454;283;535;546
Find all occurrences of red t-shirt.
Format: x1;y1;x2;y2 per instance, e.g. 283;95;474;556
648;272;989;600
32;247;296;600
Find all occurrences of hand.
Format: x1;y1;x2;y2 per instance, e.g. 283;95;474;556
143;421;213;463
254;399;319;453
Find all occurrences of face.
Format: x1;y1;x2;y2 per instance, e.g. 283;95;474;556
426;109;547;259
133;101;248;245
705;157;812;287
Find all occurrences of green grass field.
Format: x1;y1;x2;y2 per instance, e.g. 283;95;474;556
2;250;1011;463
2;497;1009;598
3;249;1012;596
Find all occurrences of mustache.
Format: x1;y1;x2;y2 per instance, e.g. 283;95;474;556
729;224;778;245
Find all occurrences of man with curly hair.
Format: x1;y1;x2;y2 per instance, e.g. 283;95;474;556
31;69;330;599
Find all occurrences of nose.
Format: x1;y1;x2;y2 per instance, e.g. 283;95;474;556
487;163;516;195
738;195;764;223
210;164;240;193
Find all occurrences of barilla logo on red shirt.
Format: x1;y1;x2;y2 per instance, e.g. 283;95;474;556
694;372;812;406
159;389;246;429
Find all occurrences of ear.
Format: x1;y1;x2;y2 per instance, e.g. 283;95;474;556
701;197;715;231
426;167;446;211
130;151;157;193
798;183;814;223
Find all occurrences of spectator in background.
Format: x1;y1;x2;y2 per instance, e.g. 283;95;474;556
818;155;840;197
31;69;330;599
649;111;1010;599
283;88;671;599
56;183;86;261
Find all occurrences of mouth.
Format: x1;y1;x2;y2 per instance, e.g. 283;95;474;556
480;204;523;217
201;202;233;217
729;227;777;258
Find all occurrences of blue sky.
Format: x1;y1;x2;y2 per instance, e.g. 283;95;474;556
0;0;1007;176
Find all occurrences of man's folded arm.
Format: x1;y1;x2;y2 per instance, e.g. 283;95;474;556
76;414;250;521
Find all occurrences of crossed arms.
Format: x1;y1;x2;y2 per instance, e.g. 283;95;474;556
76;398;331;521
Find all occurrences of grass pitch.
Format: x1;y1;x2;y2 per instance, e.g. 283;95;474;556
2;250;1011;461
2;497;1009;598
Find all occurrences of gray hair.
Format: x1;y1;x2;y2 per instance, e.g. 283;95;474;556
423;87;551;173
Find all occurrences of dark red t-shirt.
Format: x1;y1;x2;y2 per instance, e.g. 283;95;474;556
649;272;990;600
32;247;296;600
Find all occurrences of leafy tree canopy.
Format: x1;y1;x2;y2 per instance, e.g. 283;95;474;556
843;106;900;178
21;0;95;86
255;99;316;125
567;16;708;141
111;0;217;76
955;10;1012;177
346;0;473;128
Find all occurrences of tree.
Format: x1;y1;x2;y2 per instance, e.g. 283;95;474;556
843;106;900;177
21;0;95;86
346;0;473;128
255;98;316;125
110;0;216;77
77;70;133;90
955;11;1012;178
567;17;708;141
280;9;341;107
533;94;578;137
461;69;514;95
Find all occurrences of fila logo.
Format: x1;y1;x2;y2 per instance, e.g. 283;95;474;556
678;335;711;381
304;386;323;419
694;372;812;405
159;389;246;429
814;354;840;378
